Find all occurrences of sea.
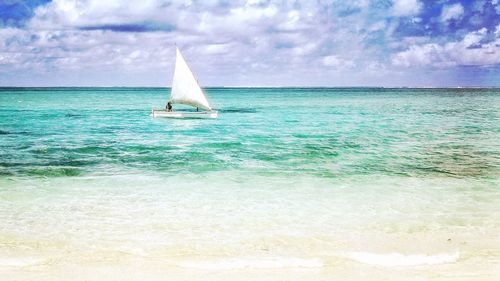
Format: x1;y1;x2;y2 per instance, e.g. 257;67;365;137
0;87;499;280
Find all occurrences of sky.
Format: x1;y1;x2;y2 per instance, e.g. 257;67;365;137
0;0;499;87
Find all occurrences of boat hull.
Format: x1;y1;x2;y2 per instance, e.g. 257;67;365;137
151;109;218;119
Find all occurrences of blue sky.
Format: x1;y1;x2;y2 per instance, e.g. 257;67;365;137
0;0;499;87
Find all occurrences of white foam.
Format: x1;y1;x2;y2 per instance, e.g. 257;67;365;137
177;257;323;270
344;251;459;267
0;258;44;267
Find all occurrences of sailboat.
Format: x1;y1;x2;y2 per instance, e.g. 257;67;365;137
152;47;218;118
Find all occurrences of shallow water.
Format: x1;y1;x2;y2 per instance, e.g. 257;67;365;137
0;87;499;280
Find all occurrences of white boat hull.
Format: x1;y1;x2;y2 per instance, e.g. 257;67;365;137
151;109;218;119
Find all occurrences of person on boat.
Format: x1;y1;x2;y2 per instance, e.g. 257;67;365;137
166;102;172;112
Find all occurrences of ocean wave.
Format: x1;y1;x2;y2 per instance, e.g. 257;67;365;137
219;108;257;113
343;251;459;267
26;167;83;177
64;113;84;118
177;257;323;270
0;129;32;135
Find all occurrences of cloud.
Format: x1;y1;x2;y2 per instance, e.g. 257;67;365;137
440;3;464;22
322;55;355;69
10;1;353;64
0;26;173;73
0;1;340;85
391;0;422;17
79;22;174;32
0;0;499;86
392;27;500;67
28;0;173;30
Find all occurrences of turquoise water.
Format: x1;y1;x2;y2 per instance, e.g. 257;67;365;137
0;87;499;279
1;87;498;178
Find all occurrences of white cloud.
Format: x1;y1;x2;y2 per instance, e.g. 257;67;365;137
391;0;422;17
392;43;445;67
0;1;347;85
199;43;232;55
392;28;500;67
1;0;497;87
368;21;386;32
0;27;173;73
29;0;156;29
11;1;356;68
440;3;464;22
322;55;355;69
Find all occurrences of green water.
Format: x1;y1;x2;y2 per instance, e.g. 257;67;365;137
0;87;499;276
1;87;498;178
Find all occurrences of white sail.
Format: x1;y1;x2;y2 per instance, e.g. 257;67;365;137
170;48;212;111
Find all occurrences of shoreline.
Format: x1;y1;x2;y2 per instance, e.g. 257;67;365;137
1;250;498;281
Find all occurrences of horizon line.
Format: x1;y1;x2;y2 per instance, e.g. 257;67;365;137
1;86;499;89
